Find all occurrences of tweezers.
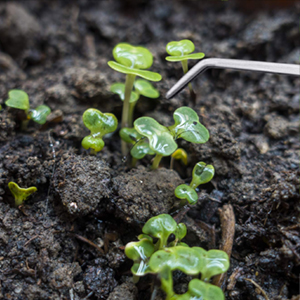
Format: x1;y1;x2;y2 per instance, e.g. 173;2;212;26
165;58;300;99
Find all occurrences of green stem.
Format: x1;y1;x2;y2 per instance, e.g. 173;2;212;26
121;74;136;156
170;156;174;170
15;197;24;207
181;60;194;95
90;149;97;156
21;120;29;131
128;101;137;128
152;154;163;170
189;181;198;190
131;157;137;168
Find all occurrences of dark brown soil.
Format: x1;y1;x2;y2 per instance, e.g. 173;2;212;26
0;1;299;300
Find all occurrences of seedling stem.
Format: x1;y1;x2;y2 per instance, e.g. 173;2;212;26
121;74;136;155
152;154;163;170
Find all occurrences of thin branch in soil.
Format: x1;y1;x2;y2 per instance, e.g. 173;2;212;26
212;204;235;288
244;278;270;300
24;235;40;247
72;233;104;255
227;267;243;291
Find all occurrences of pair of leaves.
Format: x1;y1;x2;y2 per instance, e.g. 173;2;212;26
166;39;205;62
175;162;215;204
81;108;118;152
8;182;37;207
134;107;209;157
125;214;187;277
111;79;159;103
108;43;161;82
5;90;51;124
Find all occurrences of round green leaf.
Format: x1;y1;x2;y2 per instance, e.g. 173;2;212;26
170;279;224;300
5;89;30;111
166;40;195;56
166;52;205;62
82;108;118;152
138;234;153;243
108;61;162;81
175;184;198;205
134;117;177;156
169;106;209;144
190;162;215;189
82;136;105;152
29;105;51;125
111;83;139;103
125;239;155;276
82;108;118;137
113;43;153;69
149;246;203;275
130;138;155;159
142;214;177;248
134;79;160;98
193;248;229;281
119;127;143;144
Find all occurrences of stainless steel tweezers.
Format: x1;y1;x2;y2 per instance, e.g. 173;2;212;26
165;58;300;99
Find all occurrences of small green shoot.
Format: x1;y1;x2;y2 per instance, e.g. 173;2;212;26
175;162;214;205
125;214;229;300
108;43;161;155
134;107;209;169
170;148;188;169
81;108;118;154
5;90;51;129
166;40;205;103
8;182;37;206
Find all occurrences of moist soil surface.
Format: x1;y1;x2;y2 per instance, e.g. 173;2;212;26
0;1;299;299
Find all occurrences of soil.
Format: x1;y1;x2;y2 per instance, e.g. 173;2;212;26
0;1;299;300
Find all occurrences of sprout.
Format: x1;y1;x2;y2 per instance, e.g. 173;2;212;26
108;43;161;155
119;127;155;167
124;214;229;300
170;148;188;169
166;40;205;103
134;106;209;169
8;182;37;206
5;89;51;129
175;162;215;205
81;108;118;154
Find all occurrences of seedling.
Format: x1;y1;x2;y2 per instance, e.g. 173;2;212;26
170;148;188;169
134;106;209;169
111;79;159;128
81;108;118;154
5;89;51;129
125;214;229;300
119;127;155;166
8;182;37;206
108;43;161;155
175;162;214;205
166;40;204;103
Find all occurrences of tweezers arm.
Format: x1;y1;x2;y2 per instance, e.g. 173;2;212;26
166;58;300;99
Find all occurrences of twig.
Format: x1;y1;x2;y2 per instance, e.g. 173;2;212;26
212;204;235;288
244;278;270;300
24;235;40;247
72;234;104;255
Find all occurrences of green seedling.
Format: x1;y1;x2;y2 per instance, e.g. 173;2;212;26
125;214;229;300
119;127;155;167
149;246;228;300
166;40;204;103
5;90;51;129
81;108;118;154
170;148;188;169
134;106;209;169
111;79;159;128
8;182;37;206
108;43;161;155
175;162;214;205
